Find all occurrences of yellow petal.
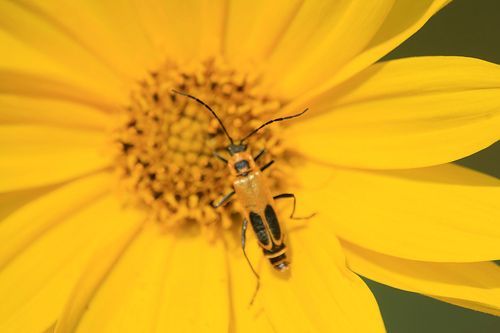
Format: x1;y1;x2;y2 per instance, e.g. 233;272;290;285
297;161;500;262
228;213;386;332
286;57;500;169
134;0;202;62
267;217;386;332
130;0;186;61
0;95;110;131
155;232;229;332
0;184;59;222
4;0;158;79
0;69;122;112
132;0;226;62
0;188;143;333
0;125;111;192
0;3;129;107
43;323;56;333
259;0;395;99
57;225;229;333
284;0;450;109
223;233;279;332
343;241;500;316
59;0;159;76
329;0;451;90
198;0;227;58
54;218;143;333
0;173;109;269
224;0;304;65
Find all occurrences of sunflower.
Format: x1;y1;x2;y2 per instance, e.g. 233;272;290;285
2;1;500;332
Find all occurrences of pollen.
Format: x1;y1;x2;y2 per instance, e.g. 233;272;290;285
111;59;291;235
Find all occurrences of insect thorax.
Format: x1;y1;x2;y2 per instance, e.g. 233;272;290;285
228;152;256;177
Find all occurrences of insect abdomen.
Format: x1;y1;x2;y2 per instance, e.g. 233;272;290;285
263;242;289;272
248;206;289;271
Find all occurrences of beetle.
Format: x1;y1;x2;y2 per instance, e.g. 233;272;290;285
172;89;312;304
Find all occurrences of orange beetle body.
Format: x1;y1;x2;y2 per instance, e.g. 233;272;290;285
172;89;310;303
228;152;288;271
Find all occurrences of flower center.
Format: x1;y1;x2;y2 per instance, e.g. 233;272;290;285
112;59;291;234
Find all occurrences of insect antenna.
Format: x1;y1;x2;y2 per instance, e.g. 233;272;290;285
172;90;234;145
240;108;309;144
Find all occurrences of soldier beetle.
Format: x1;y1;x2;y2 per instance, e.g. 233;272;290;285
173;90;313;304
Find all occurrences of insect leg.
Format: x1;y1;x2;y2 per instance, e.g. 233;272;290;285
242;218;260;305
260;160;275;172
273;193;316;219
213;151;228;164
254;149;266;162
213;190;235;208
255;149;274;172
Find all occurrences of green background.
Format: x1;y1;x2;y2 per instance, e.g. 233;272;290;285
371;0;500;332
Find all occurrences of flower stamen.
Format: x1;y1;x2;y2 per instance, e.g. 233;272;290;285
112;59;291;236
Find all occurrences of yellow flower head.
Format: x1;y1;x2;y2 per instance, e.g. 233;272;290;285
1;1;500;332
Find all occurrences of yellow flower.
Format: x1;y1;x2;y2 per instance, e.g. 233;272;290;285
1;1;500;332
